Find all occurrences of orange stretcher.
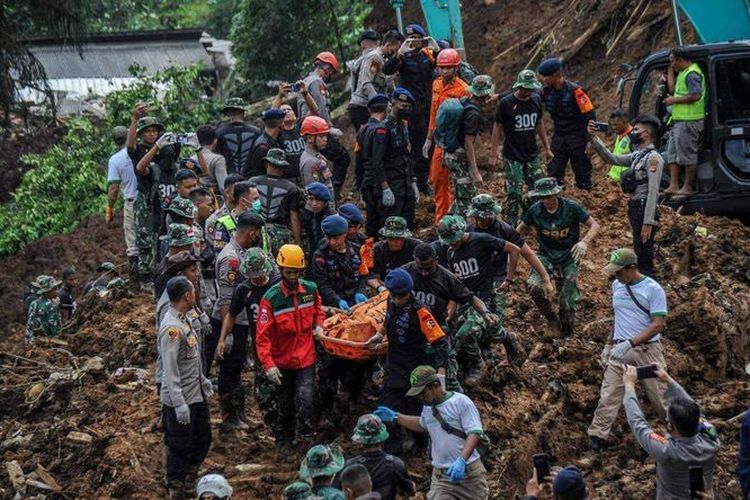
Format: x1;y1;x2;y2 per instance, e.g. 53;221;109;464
319;291;389;361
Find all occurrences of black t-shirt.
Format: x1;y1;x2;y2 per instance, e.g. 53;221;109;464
57;287;75;314
128;143;179;198
217;121;261;175
458;103;482;148
335;450;414;500
245;131;281;178
438;233;507;299
249;174;302;225
371;238;421;279
494;92;543;162
279;127;305;179
402;261;473;324
229;274;280;336
467;220;525;280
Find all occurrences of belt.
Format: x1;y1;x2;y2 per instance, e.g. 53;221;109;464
613;338;660;345
125;198;135;202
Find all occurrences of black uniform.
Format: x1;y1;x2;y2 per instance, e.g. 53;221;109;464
244;131;281;178
57;286;75;321
300;205;335;261
129;143;180;234
355;117;381;193
435;233;508;301
401;261;474;324
383;49;435;190
467;220;525;281
249;174;301;225
363;115;417;236
217;121;261;175
495;92;544;163
322;135;351;196
371;238;421;280
335;450;415;500
279;126;305;181
542;81;596;189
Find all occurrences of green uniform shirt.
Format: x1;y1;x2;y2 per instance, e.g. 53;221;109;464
523;197;590;265
26;296;61;340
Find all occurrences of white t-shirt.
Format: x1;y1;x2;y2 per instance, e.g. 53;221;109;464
612;276;667;342
419;392;483;469
107;147;137;200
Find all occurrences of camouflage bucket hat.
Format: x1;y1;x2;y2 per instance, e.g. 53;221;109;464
167;197;197;219
34;275;62;294
264;148;291;168
529;177;563;198
299;444;345;479
161;223;197;247
240;248;274;279
222;97;247;112
513;69;542;90
467;74;495;97
378;216;412;238
406;365;439;396
352;413;390;445
283;481;315;500
105;277;126;290
468;193;501;218
136;116;164;135
96;261;116;273
437;214;467;245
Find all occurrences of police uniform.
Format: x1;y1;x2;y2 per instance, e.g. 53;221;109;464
204;204;228;253
159;306;211;488
349;41;387;130
249;173;301;256
212;208;271;256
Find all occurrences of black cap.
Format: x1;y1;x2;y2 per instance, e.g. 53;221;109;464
237;211;265;229
359;30;379;43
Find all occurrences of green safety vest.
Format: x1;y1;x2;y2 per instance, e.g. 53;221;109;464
607;131;633;182
218;213;270;253
672;63;706;121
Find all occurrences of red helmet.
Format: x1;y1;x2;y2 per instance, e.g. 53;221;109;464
436;48;461;67
300;116;331;136
314;51;340;73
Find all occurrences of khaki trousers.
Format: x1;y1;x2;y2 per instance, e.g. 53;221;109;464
123;199;138;257
588;341;668;440
427;459;489;500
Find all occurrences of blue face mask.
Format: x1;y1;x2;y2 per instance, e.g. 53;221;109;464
251;199;261;213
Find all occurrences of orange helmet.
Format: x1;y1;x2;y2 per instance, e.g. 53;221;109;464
300;116;331;136
314;51;340;73
436;48;461;67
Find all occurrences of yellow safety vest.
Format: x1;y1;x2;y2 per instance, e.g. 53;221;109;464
217;214;270;253
607;130;633;183
672;63;706;122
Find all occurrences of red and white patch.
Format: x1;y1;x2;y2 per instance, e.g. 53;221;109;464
228;256;240;270
649;432;667;444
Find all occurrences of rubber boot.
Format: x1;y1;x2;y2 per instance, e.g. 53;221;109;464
235;387;251;427
167;480;186;500
464;367;482;386
220;393;248;431
127;256;139;283
560;310;575;338
140;273;154;294
184;465;200;496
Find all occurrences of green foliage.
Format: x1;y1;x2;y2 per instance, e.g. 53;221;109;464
231;0;372;96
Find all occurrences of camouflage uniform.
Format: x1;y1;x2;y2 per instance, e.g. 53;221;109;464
503;157;545;226
300;445;346;500
25;276;62;344
443;148;478;218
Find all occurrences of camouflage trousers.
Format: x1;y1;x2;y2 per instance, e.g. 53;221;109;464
254;369;278;429
443;148;478;218
527;255;580;336
133;192;156;278
266;223;293;258
503;157;545;227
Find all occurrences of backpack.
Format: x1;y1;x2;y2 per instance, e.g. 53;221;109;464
458;61;479;86
434;97;479;153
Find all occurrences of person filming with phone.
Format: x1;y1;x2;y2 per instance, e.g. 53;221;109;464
587;248;669;451
622;364;720;499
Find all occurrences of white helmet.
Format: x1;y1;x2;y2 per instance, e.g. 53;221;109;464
196;474;233;498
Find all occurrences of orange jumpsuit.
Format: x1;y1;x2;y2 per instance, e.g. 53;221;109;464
428;76;469;223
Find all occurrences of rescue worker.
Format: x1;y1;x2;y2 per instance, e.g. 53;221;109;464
205;174;243;253
604;109;634;183
83;262;120;295
218;248;280;429
58;267;77;322
212;181;265;255
434;215;524;386
349;30;387;131
337;414;415;500
365;268;449;456
256;244;325;449
537;57;597;190
159;276;212;498
355;93;389;194
25;275;62;344
189;188;216;309
383;23;436;194
106;125;139;278
126;102;180;291
299;116;335;204
489;69;550;226
516;178;601;337
300;182;336;260
444;75;495;217
278;103;307;182
244;108;285;178
191;125;227;195
216;97;260;176
300;444;346;500
424;49;470;223
210;212;267;430
365;88;418;234
155;224;198;299
158;197;196;261
589;115;664;276
367;217;421;293
338;203;367;255
249;148;303;254
663;48;706;198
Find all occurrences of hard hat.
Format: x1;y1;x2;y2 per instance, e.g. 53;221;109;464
300;116;331;136
436;48;461;67
314;51;340;73
276;244;306;269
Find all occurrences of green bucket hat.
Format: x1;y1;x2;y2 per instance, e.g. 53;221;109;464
264;148;291;168
96;262;116;273
378;216;412;238
437;214;467;245
105;277;127;290
529;177;563;198
468;193;501;218
603;248;638;275
513;69;542;90
406;365;439;397
299;444;345;479
352;413;390;445
467;74;495;97
136;116;164;135
167;197;197;219
222;97;247;113
160;223;197;247
34;275;62;294
240;248;274;279
282;481;315;500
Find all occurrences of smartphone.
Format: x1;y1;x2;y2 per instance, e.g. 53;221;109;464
533;453;551;483
592;121;610;133
689;466;704;498
290;83;301;93
637;364;658;380
174;133;190;145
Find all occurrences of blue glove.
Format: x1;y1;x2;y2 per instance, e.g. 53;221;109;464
355;293;367;304
447;457;467;483
337;299;351;311
373;405;397;423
